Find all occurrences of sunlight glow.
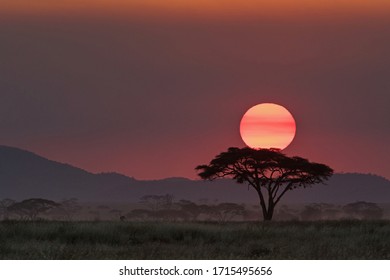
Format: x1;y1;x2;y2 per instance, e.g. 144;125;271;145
1;0;390;18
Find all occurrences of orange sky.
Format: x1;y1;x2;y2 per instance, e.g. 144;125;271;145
1;0;390;180
2;0;390;18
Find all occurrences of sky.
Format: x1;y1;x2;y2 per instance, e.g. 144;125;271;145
1;1;389;180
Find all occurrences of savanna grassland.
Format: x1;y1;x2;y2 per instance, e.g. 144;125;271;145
0;220;390;259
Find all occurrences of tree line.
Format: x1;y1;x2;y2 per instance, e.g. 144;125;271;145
126;196;385;222
0;147;379;222
0;198;80;221
0;196;384;222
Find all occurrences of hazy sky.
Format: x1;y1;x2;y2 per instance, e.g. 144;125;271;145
1;1;389;179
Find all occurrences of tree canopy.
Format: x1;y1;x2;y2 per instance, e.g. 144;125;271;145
7;198;60;220
196;147;333;220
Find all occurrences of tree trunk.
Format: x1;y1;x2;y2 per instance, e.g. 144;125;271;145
262;206;274;221
254;186;276;221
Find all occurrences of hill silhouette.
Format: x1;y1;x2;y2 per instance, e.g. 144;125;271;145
0;145;389;203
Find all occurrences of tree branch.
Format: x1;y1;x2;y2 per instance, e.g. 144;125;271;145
274;182;293;205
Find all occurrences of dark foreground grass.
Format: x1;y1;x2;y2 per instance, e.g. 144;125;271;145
0;220;390;259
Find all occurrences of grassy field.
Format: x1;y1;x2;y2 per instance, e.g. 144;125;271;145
0;220;390;259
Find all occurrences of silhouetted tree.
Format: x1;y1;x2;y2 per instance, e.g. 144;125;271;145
300;204;323;220
302;203;342;220
196;147;333;221
51;198;81;220
274;204;299;221
316;203;342;220
7;198;60;220
322;208;342;220
343;201;383;220
176;200;208;221
0;198;16;220
127;209;153;221
208;203;246;222
242;208;260;221
140;194;174;211
154;209;188;221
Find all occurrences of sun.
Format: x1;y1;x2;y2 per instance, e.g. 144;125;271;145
239;103;296;150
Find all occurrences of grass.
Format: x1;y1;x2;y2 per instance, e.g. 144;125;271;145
0;220;390;259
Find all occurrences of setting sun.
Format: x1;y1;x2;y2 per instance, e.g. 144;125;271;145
240;103;296;150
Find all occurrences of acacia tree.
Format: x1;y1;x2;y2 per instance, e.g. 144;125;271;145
7;198;60;220
140;194;174;211
196;147;333;221
343;201;383;220
208;203;246;222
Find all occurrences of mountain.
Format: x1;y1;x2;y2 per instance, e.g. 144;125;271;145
0;145;132;201
1;145;390;204
284;173;390;204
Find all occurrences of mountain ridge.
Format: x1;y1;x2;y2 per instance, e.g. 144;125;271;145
0;145;389;203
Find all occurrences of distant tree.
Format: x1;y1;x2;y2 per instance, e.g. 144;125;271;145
316;203;342;220
52;198;81;220
196;147;333;221
0;199;16;220
242;209;260;221
343;201;383;220
274;205;299;221
7;198;60;220
300;204;323;220
300;203;339;221
154;209;188;222
322;208;342;220
126;209;153;221
198;198;209;204
176;200;208;221
208;203;246;222
140;194;174;211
